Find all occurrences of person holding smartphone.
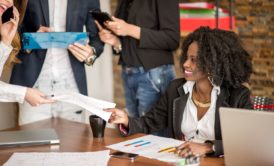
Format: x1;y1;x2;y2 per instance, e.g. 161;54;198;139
96;0;180;128
0;0;54;106
105;27;253;157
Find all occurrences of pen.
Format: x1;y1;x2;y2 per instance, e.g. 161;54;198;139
124;140;144;146
134;141;151;147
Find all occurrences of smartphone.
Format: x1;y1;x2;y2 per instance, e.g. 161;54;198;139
110;151;138;160
2;6;14;24
90;11;112;28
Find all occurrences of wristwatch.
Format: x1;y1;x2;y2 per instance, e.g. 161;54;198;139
85;47;97;66
113;44;122;54
85;55;97;66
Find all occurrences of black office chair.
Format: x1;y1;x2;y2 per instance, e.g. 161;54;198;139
251;96;274;111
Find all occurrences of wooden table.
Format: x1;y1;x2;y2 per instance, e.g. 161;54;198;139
0;118;224;166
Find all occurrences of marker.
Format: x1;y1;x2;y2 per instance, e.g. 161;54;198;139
124;140;144;146
134;141;151;147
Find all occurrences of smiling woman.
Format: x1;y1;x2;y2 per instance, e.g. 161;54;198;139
105;26;253;158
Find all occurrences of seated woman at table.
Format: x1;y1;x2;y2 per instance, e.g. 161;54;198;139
106;26;253;157
0;0;53;106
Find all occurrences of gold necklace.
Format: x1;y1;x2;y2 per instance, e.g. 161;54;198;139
192;97;211;108
192;94;211;108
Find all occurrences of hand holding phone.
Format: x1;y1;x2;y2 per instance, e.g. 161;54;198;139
90;11;112;28
110;151;138;160
1;6;14;24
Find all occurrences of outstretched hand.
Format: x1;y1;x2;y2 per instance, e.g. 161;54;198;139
104;108;129;127
25;88;55;107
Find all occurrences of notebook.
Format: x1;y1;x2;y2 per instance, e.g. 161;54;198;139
220;107;274;166
0;128;60;147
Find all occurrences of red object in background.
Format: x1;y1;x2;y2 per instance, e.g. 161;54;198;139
180;16;235;32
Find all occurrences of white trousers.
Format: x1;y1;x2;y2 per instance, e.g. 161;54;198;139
19;77;85;125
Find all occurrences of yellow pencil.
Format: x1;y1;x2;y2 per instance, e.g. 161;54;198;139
158;147;175;153
166;147;176;153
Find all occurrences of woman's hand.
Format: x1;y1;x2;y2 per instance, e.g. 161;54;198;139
25;88;55;106
176;141;213;157
104;108;129;127
95;20;121;48
0;6;20;45
105;16;140;39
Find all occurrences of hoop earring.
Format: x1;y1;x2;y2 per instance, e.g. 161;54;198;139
207;73;214;86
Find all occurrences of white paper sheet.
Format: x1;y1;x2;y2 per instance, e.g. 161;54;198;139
4;150;110;166
52;91;115;122
107;135;185;163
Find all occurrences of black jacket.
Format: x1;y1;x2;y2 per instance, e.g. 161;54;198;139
126;78;252;156
115;0;180;70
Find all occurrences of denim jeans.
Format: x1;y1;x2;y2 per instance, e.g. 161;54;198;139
122;64;175;118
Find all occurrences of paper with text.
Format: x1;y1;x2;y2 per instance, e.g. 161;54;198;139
52;91;115;122
107;135;185;163
4;150;110;166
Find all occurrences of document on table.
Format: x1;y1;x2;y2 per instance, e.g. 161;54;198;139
4;150;110;166
107;135;185;163
52;91;115;122
22;32;89;49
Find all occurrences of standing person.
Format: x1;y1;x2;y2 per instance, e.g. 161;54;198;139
10;0;104;125
0;0;53;106
106;27;253;157
96;0;180;118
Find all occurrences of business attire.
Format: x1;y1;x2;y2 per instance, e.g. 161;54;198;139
0;42;26;103
10;0;104;125
115;0;180;118
122;78;252;156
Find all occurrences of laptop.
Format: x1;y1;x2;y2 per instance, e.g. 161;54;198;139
220;107;274;166
0;128;60;147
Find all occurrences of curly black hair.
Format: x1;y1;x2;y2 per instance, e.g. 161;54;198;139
180;26;252;88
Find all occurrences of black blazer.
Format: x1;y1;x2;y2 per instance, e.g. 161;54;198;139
127;78;252;156
10;0;104;95
115;0;180;70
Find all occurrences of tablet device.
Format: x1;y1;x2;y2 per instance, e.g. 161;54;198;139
2;6;14;24
90;11;112;28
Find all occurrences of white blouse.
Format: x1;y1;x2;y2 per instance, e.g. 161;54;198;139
181;81;220;143
0;42;27;103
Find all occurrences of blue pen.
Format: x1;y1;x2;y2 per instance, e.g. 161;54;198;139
135;141;151;147
124;140;144;146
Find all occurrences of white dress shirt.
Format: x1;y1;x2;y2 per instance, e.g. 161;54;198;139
181;81;220;142
34;0;78;93
0;42;27;103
